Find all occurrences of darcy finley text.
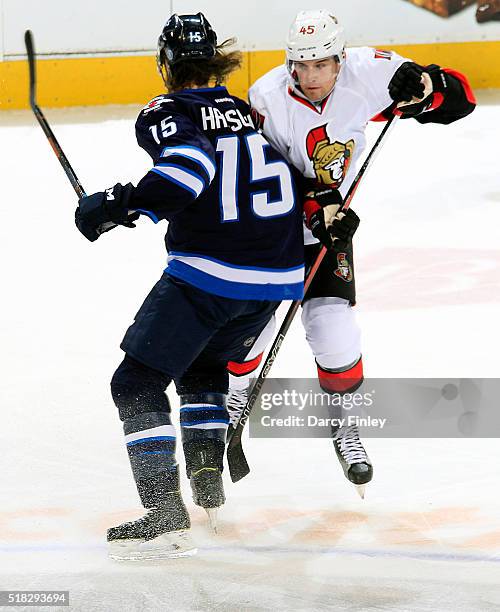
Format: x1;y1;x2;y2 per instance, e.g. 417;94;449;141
260;415;387;428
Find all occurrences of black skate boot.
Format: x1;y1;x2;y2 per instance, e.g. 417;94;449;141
107;469;195;560
185;440;225;532
332;425;373;498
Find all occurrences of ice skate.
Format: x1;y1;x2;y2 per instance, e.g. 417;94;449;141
332;425;373;498
107;492;196;560
190;467;225;532
186;441;226;532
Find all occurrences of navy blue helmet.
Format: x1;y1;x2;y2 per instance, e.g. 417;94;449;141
157;12;218;73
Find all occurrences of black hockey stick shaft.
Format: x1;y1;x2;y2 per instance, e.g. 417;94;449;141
227;113;400;483
25;30;86;199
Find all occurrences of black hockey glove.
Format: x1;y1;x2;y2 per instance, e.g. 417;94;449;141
389;62;449;117
389;62;427;103
304;188;360;250
75;182;140;242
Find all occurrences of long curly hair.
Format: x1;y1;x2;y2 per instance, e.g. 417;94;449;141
160;39;242;92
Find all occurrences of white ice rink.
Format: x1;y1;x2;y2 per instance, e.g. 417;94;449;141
1;91;500;611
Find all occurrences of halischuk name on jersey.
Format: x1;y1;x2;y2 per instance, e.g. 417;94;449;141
131;87;304;301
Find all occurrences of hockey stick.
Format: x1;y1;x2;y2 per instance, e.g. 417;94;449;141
25;30;86;199
25;30;125;234
227;113;400;483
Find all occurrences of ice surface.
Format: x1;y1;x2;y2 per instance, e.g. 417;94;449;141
1;92;499;611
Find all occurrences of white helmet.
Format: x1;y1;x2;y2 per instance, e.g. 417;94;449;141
286;10;345;66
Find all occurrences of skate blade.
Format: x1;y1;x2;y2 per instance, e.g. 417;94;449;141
108;530;197;561
205;508;218;533
356;484;366;499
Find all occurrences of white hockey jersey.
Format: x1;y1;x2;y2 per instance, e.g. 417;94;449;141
249;47;410;244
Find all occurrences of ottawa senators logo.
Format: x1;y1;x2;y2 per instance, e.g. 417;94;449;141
306;125;355;188
334;252;353;283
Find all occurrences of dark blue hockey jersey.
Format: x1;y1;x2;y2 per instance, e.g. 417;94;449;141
131;86;304;301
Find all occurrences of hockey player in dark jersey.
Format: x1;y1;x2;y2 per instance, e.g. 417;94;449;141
226;9;476;498
74;13;310;559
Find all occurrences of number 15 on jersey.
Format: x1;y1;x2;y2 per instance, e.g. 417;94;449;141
216;132;296;222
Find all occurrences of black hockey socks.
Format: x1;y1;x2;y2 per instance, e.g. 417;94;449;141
123;411;179;507
179;392;227;476
111;355;178;508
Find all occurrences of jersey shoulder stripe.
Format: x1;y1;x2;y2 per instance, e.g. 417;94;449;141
152;165;206;198
156;155;212;188
161;145;216;183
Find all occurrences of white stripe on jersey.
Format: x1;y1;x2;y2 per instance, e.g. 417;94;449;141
161;146;216;183
153;165;205;198
167;253;304;285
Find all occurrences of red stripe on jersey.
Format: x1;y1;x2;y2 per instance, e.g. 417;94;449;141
320;96;330;113
317;358;364;394
442;68;477;105
227;353;263;376
287;87;331;114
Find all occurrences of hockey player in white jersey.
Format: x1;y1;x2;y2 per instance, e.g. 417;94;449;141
227;9;476;497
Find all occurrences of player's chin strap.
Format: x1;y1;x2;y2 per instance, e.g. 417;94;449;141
226;113;400;483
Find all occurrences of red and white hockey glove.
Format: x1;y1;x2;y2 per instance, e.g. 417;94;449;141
304;188;360;250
